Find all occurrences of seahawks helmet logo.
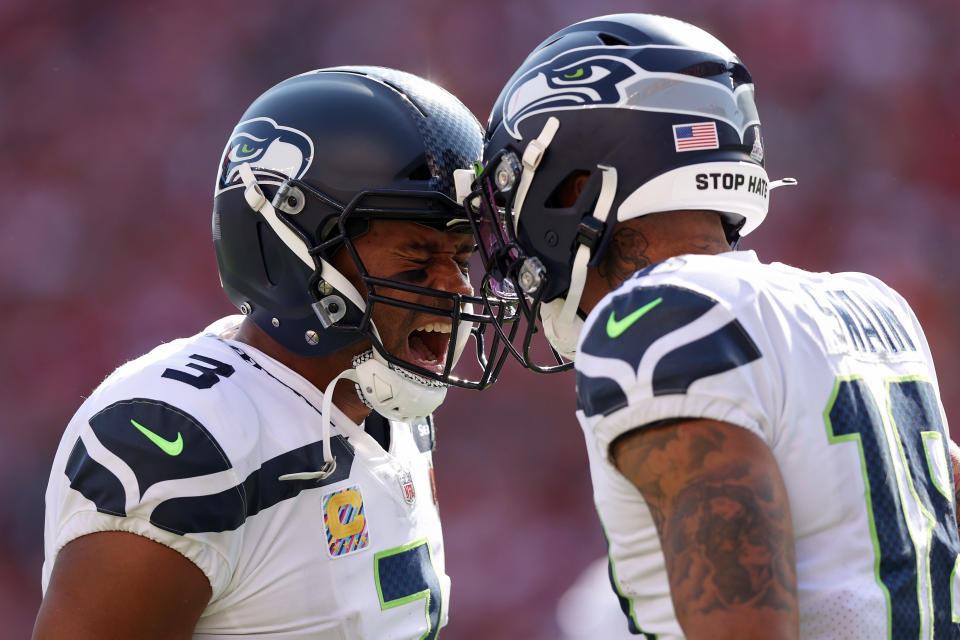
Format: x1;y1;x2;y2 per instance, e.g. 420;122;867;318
502;45;760;141
215;117;314;195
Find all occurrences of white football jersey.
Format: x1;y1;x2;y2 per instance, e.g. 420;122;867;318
575;251;959;639
43;317;449;639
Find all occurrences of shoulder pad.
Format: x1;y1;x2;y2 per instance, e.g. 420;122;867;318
90;398;230;492
577;283;761;417
67;396;361;535
66;399;231;514
581;283;719;368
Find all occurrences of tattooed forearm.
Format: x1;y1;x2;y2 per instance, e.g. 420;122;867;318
613;420;798;635
598;227;652;288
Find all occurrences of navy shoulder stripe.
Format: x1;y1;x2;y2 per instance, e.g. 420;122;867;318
577;283;763;418
150;435;355;535
580;284;717;370
576;373;628;418
65;438;126;516
652;319;761;395
577;284;717;418
88;399;230;499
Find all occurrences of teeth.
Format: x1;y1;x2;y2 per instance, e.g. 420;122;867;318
417;322;452;334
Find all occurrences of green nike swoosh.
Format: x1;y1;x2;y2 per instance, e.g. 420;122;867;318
130;419;183;456
606;297;664;338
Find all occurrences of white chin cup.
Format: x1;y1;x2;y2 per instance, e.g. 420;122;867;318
538;297;583;361
352;349;447;422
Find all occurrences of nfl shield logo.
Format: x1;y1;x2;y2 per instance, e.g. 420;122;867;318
397;468;416;505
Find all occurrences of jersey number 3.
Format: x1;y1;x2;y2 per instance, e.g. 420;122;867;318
374;539;443;640
825;376;960;638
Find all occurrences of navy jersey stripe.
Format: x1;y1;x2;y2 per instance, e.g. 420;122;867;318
576;373;629;418
150;435;355;535
652;319;761;396
579;284;718;370
88;399;231;499
577;284;720;419
65;438;126;516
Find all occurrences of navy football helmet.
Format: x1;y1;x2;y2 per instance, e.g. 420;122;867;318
213;67;514;405
466;14;794;370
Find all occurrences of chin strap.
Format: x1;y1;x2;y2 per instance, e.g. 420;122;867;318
237;163;367;316
352;349;448;421
538;298;581;361
278;368;366;481
540;164;618;359
558;164;617;326
277;348;450;482
239;163;314;268
512;116;560;232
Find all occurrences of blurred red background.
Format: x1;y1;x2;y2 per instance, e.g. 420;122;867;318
2;1;958;637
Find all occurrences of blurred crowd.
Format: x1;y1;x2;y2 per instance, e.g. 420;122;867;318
2;0;958;637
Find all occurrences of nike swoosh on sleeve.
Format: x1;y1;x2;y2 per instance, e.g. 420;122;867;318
130;418;184;456
606;297;663;338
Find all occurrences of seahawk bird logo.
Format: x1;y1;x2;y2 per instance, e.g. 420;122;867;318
502;45;760;142
215;117;314;195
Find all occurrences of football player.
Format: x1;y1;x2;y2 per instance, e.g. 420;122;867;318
465;14;960;639
35;67;511;639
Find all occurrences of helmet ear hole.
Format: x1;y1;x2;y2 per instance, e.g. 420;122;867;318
545;170;591;208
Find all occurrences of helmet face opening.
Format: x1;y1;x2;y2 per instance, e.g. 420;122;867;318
469;160;523;299
326;187;519;389
465;157;572;374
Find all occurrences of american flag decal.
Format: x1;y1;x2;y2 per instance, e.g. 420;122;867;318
673;122;719;152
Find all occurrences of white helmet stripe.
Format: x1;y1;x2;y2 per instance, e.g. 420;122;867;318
560;164;618;325
239;162;314;268
512;116;560;232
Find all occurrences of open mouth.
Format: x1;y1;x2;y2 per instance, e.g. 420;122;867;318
406;321;453;373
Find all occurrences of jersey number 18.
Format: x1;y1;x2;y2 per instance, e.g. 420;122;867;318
825;376;959;638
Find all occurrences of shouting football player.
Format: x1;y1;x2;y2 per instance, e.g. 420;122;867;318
35;67;511;639
467;14;960;639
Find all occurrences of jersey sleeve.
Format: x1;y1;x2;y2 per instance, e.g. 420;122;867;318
575;269;778;457
45;374;252;600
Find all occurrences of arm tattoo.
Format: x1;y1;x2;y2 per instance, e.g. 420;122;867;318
597;227;651;289
613;421;798;624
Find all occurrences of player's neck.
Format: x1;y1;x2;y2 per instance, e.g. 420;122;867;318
578;211;729;316
230;318;372;424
